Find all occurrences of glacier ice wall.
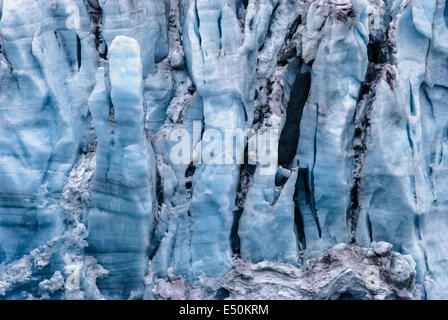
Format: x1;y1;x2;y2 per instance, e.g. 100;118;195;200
297;0;369;255
87;36;157;298
0;0;447;300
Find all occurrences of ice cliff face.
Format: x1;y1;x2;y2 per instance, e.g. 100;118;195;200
0;0;447;300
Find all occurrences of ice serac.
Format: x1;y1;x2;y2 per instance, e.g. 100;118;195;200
354;0;431;286
238;166;299;265
0;0;96;266
96;0;172;132
87;36;157;298
149;93;203;283
236;0;312;265
297;0;369;255
351;0;448;299
98;0;169;78
183;0;277;280
350;0;448;299
355;68;426;278
416;0;448;299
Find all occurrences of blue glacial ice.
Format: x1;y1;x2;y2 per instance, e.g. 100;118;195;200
87;36;157;298
296;0;369;256
0;0;447;300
